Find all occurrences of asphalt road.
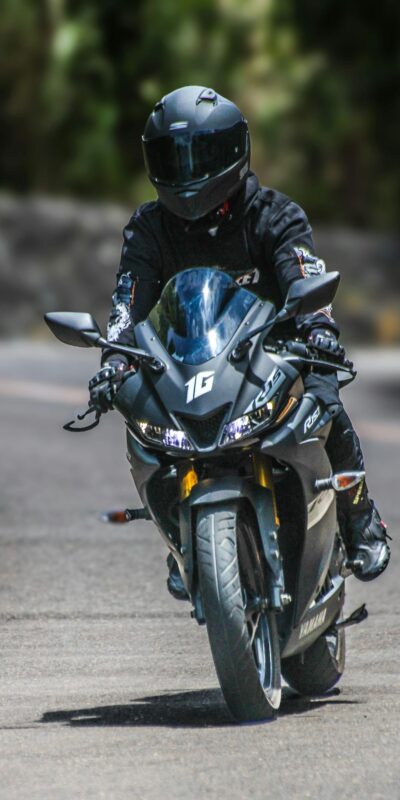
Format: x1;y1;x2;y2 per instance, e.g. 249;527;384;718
1;342;399;800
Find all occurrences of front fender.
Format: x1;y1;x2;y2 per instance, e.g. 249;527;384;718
182;477;285;609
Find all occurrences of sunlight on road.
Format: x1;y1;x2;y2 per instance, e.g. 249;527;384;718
0;378;87;405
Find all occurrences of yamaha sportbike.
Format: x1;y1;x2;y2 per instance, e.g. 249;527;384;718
45;267;366;722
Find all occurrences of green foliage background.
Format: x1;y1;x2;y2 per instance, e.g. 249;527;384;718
1;0;398;227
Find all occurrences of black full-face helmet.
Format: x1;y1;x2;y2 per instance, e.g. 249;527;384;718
142;86;250;221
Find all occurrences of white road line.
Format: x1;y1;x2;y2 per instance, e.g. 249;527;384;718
357;420;400;445
1;380;400;446
0;379;87;405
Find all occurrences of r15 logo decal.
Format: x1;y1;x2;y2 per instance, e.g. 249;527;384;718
185;371;215;404
304;406;320;433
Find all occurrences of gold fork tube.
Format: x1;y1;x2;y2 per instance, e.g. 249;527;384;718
253;452;280;527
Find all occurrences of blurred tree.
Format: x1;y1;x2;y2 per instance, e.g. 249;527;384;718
289;0;400;226
0;0;398;226
0;0;51;191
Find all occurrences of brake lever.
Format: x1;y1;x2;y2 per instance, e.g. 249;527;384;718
63;405;101;432
291;355;356;375
307;344;353;370
282;341;354;371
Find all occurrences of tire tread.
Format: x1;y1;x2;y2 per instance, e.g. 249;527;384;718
197;503;281;721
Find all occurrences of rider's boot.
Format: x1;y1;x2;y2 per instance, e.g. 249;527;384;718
166;552;189;600
337;480;391;582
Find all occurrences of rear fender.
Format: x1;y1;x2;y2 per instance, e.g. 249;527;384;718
184;477;285;609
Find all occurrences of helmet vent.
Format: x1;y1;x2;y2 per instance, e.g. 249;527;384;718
196;88;217;105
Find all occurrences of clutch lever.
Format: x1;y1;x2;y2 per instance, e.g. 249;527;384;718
63;405;101;432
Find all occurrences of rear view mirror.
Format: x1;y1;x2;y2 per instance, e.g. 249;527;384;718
232;271;341;354
278;272;340;323
44;312;102;347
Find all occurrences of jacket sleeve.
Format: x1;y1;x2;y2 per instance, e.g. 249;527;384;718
269;199;340;337
102;205;162;364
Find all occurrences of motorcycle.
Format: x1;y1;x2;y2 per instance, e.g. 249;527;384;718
45;266;367;722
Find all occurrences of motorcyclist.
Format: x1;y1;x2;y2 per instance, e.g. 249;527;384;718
89;85;390;593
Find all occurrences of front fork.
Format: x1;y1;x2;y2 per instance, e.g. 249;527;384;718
252;453;280;528
251;452;288;610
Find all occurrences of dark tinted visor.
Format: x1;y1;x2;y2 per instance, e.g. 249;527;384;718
143;121;247;185
149;267;256;365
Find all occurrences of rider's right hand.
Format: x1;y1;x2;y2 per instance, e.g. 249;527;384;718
88;358;130;413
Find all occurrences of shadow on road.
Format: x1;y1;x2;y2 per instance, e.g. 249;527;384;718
39;687;359;729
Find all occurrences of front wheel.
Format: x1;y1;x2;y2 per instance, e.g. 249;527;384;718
196;503;281;722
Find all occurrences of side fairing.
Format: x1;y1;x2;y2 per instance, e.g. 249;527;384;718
261;396;335;625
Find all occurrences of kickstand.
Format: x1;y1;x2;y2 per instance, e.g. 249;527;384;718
335;603;368;630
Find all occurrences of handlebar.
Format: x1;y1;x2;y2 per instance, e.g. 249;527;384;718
63;338;356;434
263;339;357;387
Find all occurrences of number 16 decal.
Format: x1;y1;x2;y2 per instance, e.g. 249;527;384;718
185;371;215;404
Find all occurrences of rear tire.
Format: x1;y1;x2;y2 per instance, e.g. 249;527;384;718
196;503;281;722
282;625;345;696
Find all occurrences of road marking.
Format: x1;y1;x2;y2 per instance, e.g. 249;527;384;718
0;379;87;405
1;380;400;446
357;420;400;445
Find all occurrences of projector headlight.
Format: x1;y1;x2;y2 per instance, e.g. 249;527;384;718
133;420;194;451
221;399;276;445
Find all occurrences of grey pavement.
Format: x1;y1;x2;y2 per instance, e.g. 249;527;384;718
0;342;399;799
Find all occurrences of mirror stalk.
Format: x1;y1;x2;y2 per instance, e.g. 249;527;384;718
99;338;165;373
71;330;165;371
44;312;165;372
81;331;102;346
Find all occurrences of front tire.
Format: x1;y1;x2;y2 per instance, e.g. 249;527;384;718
196;503;281;722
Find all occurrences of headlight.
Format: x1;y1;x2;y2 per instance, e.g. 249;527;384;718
221;399;276;445
133;420;194;451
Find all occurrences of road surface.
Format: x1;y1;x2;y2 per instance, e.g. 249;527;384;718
0;342;399;799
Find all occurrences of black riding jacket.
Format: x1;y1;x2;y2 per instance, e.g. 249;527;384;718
103;172;338;362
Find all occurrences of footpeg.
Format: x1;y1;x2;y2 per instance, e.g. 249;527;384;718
100;507;151;523
345;556;364;570
335;603;368;630
340;556;364;577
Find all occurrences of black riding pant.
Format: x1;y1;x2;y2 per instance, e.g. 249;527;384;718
303;371;365;475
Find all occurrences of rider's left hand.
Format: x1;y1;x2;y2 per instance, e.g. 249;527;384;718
88;359;131;413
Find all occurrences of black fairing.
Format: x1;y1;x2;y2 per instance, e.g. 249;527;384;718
114;269;298;452
113;267;345;657
115;324;298;453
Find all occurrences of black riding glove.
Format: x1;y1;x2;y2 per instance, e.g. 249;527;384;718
88;358;130;413
308;328;347;363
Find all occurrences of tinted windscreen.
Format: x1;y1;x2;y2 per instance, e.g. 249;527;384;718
143;121;247;184
149;268;256;365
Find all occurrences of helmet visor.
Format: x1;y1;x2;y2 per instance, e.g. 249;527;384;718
142;121;247;185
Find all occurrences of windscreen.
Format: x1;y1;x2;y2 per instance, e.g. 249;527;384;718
149;268;257;365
